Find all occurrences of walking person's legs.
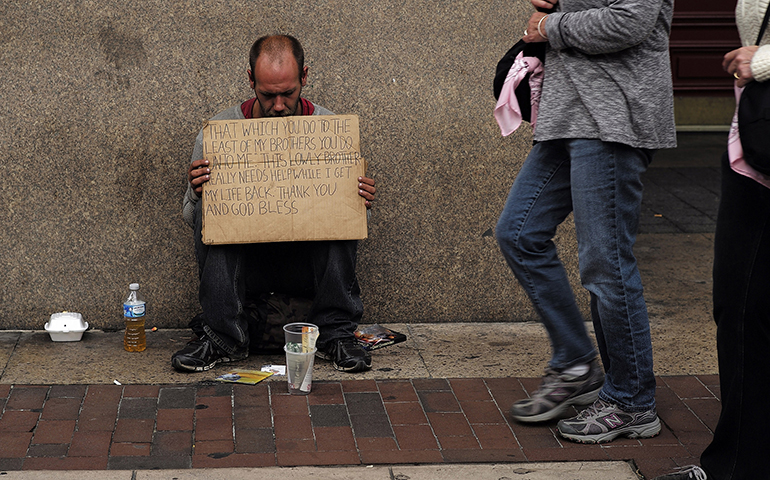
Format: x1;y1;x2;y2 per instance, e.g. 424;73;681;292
555;139;660;443
497;140;603;423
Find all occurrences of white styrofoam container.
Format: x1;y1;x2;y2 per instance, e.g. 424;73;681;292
44;312;88;342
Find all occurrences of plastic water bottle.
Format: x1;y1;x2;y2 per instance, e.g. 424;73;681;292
123;283;146;352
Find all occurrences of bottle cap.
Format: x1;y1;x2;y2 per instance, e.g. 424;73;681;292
129;283;140;290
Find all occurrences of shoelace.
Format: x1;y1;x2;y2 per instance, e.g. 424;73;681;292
528;368;562;395
532;367;587;397
673;466;707;480
540;368;560;383
573;398;612;420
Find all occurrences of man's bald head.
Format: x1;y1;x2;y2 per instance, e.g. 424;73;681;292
248;35;305;82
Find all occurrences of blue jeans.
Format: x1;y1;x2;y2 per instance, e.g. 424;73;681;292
193;201;362;355
496;139;656;411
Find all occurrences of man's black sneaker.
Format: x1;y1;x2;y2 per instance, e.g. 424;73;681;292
171;335;247;372
317;337;372;372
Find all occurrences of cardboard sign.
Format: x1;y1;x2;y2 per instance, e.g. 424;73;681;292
200;115;367;245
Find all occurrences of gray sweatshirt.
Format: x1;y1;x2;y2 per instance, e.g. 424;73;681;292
182;101;333;228
536;0;676;150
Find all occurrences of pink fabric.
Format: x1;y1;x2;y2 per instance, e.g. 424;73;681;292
728;82;770;189
494;52;544;137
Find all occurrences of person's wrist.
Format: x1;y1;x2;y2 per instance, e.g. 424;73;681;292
537;14;548;39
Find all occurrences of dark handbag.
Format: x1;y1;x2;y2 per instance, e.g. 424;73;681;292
738;6;770;175
493;39;546;122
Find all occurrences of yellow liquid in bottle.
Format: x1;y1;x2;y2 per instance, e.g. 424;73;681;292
124;317;146;352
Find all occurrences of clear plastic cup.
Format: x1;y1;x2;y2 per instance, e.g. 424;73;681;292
284;346;316;395
283;322;319;354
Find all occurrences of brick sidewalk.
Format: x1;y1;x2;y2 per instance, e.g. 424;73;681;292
0;375;718;479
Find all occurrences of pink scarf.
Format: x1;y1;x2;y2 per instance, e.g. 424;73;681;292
728;83;770;189
494;51;544;137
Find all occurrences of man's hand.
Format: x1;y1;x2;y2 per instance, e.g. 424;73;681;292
724;46;759;88
358;176;376;209
188;159;211;197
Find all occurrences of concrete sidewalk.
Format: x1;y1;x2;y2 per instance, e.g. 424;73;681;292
0;232;718;386
0;463;642;479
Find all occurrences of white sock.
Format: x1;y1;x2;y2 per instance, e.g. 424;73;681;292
563;363;590;377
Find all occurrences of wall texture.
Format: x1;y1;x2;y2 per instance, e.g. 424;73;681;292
1;0;583;330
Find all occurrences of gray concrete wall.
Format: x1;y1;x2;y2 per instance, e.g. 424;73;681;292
1;0;583;330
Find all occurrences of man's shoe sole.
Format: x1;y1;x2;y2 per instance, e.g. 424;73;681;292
332;359;372;373
558;416;661;444
511;385;602;423
171;356;221;372
171;354;243;373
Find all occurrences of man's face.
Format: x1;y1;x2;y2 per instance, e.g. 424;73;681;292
249;52;308;118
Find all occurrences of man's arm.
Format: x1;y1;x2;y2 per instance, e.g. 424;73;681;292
182;130;207;228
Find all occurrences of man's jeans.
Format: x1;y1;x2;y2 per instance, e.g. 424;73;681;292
193;201;362;355
496;139;656;411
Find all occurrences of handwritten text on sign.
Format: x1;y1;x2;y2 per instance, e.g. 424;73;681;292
201;115;367;245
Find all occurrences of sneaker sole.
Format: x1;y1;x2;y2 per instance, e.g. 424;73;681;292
511;384;602;423
171;355;242;373
332;359;372;373
559;416;661;444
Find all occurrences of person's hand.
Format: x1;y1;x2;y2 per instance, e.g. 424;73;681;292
531;0;557;10
723;46;759;88
188;159;210;197
524;12;549;43
357;176;376;209
524;0;556;43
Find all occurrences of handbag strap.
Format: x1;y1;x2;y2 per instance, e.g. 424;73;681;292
756;5;770;45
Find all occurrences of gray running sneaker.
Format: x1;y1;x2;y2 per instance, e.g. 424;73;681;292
557;397;661;444
652;466;708;480
510;358;604;423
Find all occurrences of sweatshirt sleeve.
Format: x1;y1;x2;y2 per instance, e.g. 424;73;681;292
546;0;666;55
181;128;205;229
